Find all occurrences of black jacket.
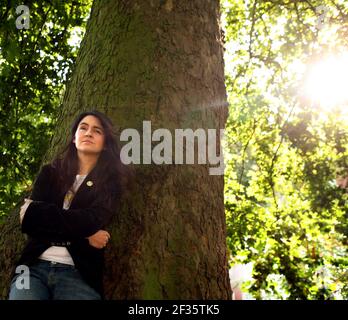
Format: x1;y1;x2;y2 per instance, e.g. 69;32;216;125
16;163;121;297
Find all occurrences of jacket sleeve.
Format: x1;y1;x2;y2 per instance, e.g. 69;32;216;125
22;186;120;239
29;164;53;202
20;164;69;241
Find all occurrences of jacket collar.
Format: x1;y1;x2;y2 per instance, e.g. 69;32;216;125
65;165;99;209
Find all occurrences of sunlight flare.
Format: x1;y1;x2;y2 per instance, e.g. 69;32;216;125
305;53;348;109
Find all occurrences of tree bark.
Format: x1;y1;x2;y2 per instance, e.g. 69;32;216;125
0;0;231;299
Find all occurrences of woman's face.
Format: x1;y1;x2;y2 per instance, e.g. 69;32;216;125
73;115;105;155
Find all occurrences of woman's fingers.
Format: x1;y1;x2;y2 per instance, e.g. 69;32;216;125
101;230;111;242
87;230;111;249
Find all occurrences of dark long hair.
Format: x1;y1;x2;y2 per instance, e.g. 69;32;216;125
51;110;131;197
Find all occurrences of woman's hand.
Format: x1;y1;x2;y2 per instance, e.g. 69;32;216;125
87;230;110;249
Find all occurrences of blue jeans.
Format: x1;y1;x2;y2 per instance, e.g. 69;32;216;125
8;260;101;300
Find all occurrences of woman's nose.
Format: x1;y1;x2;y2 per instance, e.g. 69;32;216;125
85;130;93;137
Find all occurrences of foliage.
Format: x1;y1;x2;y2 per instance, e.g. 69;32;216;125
222;0;348;299
0;0;92;220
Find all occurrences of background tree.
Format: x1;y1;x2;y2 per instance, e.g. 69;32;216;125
222;0;348;299
0;0;91;220
0;0;231;299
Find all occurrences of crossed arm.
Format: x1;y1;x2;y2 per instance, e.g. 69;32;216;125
21;199;114;249
21;165;119;249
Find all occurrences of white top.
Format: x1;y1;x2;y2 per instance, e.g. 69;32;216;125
38;174;87;265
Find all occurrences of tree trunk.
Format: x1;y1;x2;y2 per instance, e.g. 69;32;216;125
0;0;231;299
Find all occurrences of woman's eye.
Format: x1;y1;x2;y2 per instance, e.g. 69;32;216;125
79;127;87;131
95;128;104;134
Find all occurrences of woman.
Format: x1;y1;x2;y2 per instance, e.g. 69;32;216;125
9;110;127;300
